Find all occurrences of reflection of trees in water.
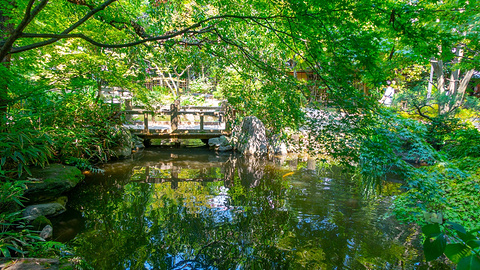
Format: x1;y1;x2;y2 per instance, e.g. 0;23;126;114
66;154;422;269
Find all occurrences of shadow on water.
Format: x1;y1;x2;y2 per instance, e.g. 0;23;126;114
57;148;425;269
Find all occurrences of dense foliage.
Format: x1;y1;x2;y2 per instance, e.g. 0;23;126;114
1;0;480;267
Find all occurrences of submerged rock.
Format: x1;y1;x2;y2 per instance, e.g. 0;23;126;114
39;225;53;240
24;164;84;203
236;116;268;156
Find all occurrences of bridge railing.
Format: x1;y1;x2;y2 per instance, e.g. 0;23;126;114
122;100;234;134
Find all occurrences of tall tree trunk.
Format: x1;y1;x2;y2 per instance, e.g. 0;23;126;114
427;58;434;100
432;47;475;115
454;69;475;108
0;5;14;122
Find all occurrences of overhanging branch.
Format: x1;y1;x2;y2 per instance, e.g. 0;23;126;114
10;0;118;54
12;14;286;53
0;0;48;60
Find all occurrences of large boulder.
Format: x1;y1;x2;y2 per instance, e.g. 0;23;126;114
24;164;84;203
236;116;269;156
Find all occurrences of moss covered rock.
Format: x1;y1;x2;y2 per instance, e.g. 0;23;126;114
23;164;84;203
31;215;53;231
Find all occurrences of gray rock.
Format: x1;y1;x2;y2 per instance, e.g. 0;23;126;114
274;142;288;155
132;135;145;150
0;258;72;270
218;145;233;151
236;116;268;156
23;203;66;221
24;164;84;203
270;134;288;155
112;145;132;158
208;137;221;147
209;136;233;152
39;225;53;240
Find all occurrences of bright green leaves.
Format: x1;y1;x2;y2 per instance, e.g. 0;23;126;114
458;255;480;270
422;221;480;269
445;243;471;264
422;223;447;261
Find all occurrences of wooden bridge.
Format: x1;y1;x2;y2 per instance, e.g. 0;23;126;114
123;100;234;141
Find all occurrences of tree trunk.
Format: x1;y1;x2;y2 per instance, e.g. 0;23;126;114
431;59;445;94
0;5;14;122
454;69;475;108
167;72;179;96
160;72;176;97
432;48;475;115
95;79;102;103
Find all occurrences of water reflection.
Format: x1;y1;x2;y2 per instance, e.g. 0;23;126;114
63;148;423;269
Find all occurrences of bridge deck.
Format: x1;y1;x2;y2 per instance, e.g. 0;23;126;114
125;124;230;139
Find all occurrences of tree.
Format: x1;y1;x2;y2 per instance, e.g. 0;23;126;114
386;0;480;115
2;0;478;135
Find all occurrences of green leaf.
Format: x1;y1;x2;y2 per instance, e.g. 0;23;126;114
444;243;470;263
26;235;46;241
446;222;467;234
0;246;11;257
466;240;480;249
457;255;480;270
423;233;447;261
422;223;442;237
458;231;477;244
7;245;25;254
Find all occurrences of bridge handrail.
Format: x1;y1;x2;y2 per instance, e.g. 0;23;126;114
122;100;234;134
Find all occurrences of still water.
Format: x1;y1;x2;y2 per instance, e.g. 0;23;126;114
57;147;424;269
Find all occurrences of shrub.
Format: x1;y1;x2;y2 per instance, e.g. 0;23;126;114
0;125;52;178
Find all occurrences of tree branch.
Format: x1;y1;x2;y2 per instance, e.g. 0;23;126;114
13;14;283;53
67;0;151;39
414;103;433;121
10;0;118;54
0;0;48;61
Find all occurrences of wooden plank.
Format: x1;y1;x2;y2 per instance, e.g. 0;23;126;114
132;131;230;140
181;106;222;110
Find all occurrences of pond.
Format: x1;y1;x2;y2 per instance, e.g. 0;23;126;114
56;147;425;269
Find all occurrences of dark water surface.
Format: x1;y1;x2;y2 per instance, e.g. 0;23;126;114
57;147;424;269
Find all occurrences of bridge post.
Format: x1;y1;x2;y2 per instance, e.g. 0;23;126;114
170;99;180;132
125;99;132;122
223;101;235;132
143;112;149;133
200;113;204;130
